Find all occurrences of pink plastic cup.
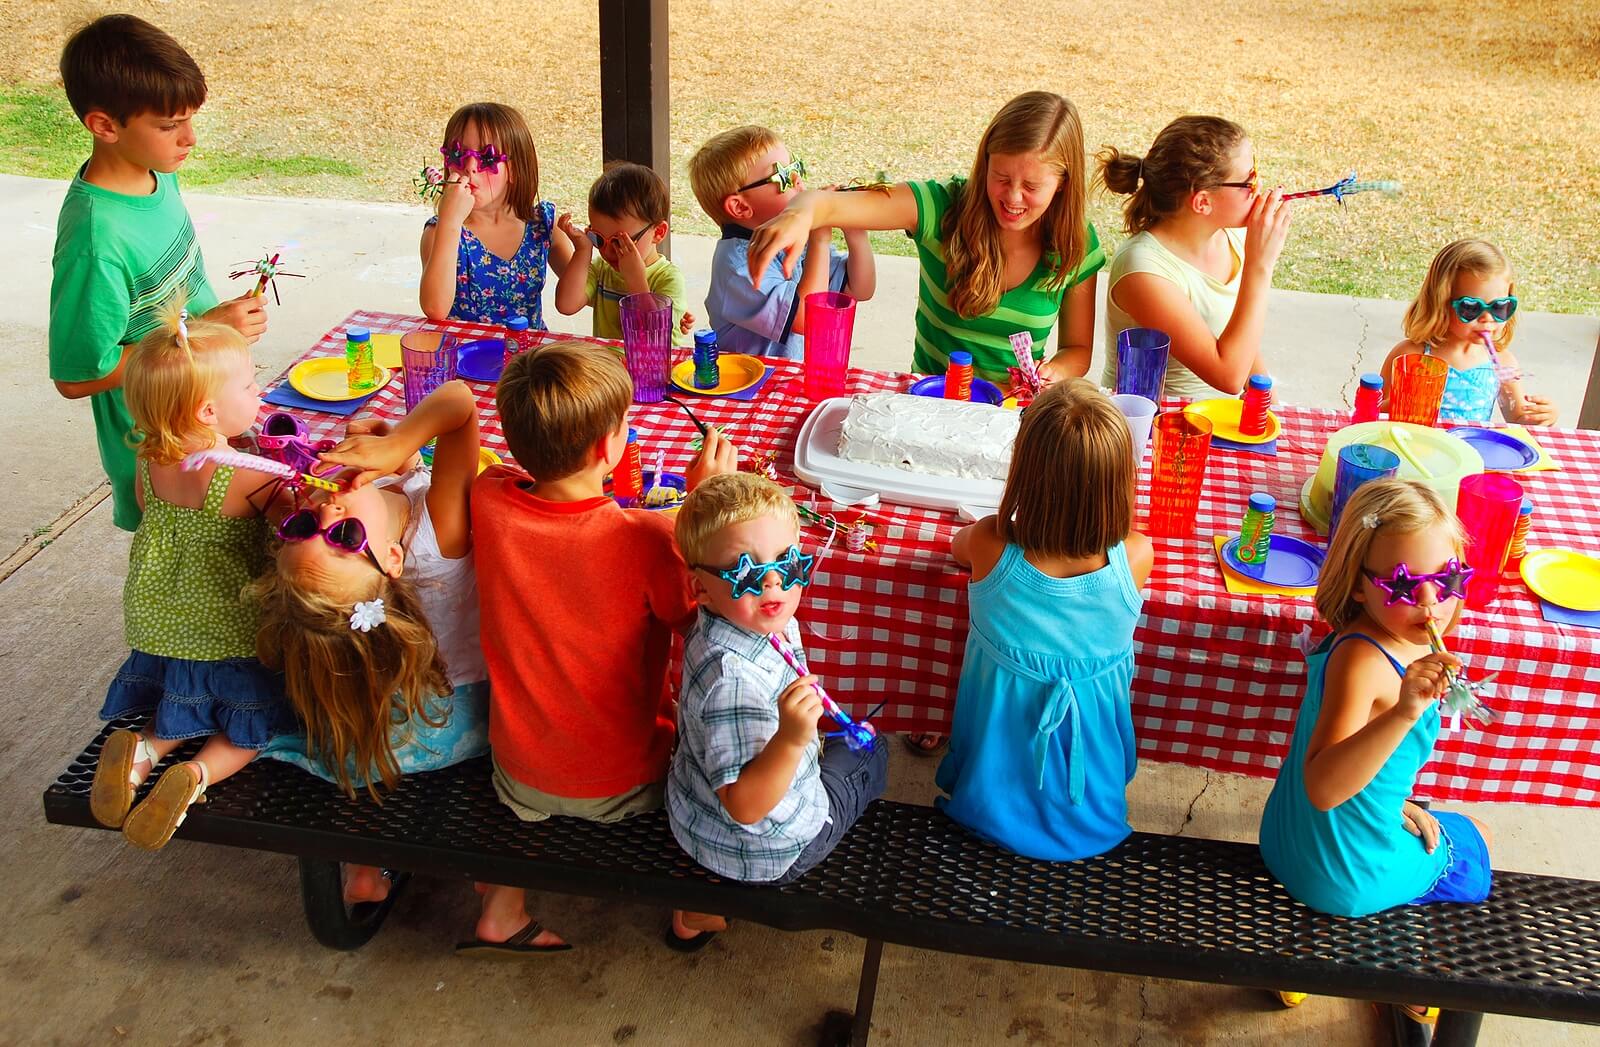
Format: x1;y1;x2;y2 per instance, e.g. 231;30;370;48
1456;473;1525;610
620;292;674;403
803;292;856;401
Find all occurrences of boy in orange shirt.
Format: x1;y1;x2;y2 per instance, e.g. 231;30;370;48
466;341;736;952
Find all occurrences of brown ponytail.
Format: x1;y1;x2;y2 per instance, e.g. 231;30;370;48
1096;116;1247;235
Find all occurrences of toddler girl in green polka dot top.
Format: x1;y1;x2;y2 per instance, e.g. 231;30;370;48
89;296;291;851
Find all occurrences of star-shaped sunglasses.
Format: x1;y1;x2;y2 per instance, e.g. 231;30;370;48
1361;558;1474;606
693;544;815;599
440;140;507;174
737;157;806;194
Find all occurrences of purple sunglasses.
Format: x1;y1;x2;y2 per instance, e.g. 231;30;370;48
278;509;386;575
1362;558;1474;606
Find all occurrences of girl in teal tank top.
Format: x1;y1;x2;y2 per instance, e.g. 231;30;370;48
937;379;1154;861
90;303;289;852
1259;479;1492;918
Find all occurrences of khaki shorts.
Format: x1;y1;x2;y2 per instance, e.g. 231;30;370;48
492;755;663;824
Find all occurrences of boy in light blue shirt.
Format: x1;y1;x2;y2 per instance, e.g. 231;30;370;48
688;126;875;360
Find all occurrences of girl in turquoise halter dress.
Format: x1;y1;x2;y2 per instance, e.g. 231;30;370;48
90;301;291;851
1259;479;1493;919
937;379;1155;861
1380;239;1557;426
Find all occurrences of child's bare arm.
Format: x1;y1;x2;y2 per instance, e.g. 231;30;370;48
789;228;837;335
419;179;473;320
748;184;919;283
54;344;135;400
553;213;594;316
716;676;821;824
1302;641;1458;810
842;228;876;302
1498;350;1559;426
1041;277;1097;383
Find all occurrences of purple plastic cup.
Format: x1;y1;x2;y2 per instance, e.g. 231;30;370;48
620;292;674;403
1116;328;1171;403
803;291;856;401
1328;443;1402;538
399;330;460;413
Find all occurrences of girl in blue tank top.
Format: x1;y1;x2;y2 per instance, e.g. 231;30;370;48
1259;479;1493;919
937;379;1155;861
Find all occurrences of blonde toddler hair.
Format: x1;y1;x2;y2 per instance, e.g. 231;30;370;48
1315;479;1467;633
123;293;251;465
675;472;801;566
688;125;781;225
997;379;1133;559
1402;239;1519;350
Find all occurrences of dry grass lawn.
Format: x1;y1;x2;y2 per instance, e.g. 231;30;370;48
3;0;1597;311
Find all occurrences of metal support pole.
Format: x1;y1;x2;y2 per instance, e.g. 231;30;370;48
850;939;884;1047
598;0;671;255
1433;1010;1484;1047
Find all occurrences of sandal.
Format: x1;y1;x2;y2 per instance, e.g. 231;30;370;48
1276;991;1309;1007
455;919;573;956
900;732;949;758
90;730;155;829
663;923;718;954
122;760;207;851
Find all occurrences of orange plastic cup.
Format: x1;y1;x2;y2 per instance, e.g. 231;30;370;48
1388;353;1449;426
1145;412;1214;538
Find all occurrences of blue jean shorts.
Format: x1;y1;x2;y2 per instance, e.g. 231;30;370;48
772;735;889;885
1410;811;1492;906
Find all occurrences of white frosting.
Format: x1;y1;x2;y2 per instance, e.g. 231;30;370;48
838;393;1018;481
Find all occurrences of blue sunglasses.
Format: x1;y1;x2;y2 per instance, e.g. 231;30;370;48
693;544;815;598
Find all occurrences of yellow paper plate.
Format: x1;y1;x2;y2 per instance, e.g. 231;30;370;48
1521;548;1600;612
1184;398;1282;444
478;448;502;475
671;354;766;396
288;358;393;402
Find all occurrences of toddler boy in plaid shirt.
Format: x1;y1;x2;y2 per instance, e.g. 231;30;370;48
665;474;888;949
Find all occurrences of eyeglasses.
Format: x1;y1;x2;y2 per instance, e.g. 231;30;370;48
278;509;386;575
585;224;654;251
1213;167;1259;194
692;544;815;599
440;140;507;174
737;158;807;194
1361;558;1474;606
1450;295;1518;324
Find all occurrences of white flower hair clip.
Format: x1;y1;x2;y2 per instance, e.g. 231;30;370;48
349;598;387;632
1362;512;1382;530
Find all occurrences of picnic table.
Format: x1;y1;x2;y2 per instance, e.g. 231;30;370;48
267;311;1600;808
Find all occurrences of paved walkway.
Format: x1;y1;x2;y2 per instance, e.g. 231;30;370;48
3;175;1597;1045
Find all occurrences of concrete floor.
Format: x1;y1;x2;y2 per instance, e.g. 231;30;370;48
3;174;1598;1045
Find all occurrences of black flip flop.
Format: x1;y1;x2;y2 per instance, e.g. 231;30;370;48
455;919;573;956
663;923;717;953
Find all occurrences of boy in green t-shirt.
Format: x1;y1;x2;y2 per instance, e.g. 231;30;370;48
49;14;268;531
553;162;696;346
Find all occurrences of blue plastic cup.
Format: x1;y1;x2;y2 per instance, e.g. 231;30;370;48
1116;328;1171;403
1328;443;1402;539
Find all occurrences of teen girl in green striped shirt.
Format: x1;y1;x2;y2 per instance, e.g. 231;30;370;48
747;91;1103;384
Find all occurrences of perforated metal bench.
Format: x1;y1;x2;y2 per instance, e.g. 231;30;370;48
45;721;1600;1046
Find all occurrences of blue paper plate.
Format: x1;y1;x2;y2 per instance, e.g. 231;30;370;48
1450;426;1539;471
909;375;1003;405
1222;534;1325;588
456;338;506;383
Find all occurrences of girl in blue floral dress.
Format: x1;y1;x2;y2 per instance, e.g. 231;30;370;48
420;102;575;327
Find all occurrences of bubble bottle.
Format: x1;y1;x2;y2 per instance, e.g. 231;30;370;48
1237;493;1276;568
1352;373;1383;424
944;350;974;401
1239;374;1273;436
345;326;378;392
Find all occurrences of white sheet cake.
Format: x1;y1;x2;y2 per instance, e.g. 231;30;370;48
837;392;1019;481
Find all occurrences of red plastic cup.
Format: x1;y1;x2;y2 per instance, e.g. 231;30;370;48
802;292;855;401
1388;354;1449;426
1145;412;1214;538
1456;473;1525;609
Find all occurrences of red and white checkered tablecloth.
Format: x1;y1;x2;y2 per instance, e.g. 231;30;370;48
268;311;1600;807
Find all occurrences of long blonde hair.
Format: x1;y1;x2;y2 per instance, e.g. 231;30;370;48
249;564;451;800
945;92;1089;319
997;379;1133;558
123;294;251;465
1402;239;1518;350
1315;479;1466;633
